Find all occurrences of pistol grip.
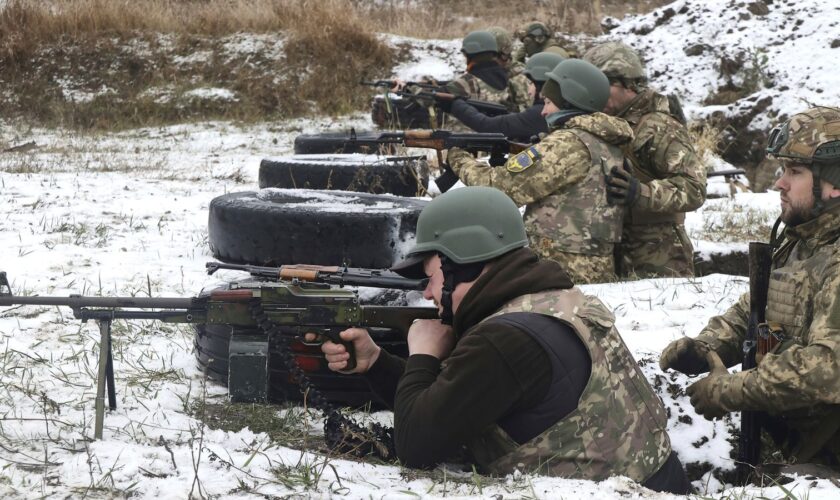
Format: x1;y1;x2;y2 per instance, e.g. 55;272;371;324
321;329;357;371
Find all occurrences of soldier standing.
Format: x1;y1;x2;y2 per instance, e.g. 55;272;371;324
584;41;705;278
316;186;690;493
446;59;633;284
661;107;840;469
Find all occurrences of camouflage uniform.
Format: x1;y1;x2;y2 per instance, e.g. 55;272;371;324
585;42;706;278
615;89;706;278
680;108;840;466
447;71;526;113
691;204;840;464
448;112;633;284
469;287;672;481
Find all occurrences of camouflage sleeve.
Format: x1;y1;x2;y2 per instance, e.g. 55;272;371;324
694;291;751;368
507;74;531;113
512;45;527;64
724;261;840;412
445;77;470;98
447;132;590;207
630;115;707;214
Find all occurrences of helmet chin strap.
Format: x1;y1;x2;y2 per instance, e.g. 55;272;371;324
437;254;486;326
811;163;824;217
439;255;457;326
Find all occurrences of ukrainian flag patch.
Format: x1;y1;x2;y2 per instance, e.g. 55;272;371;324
507;146;542;173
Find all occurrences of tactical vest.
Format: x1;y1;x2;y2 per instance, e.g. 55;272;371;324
623;91;686;226
524;128;624;256
759;236;840;464
467;288;672;482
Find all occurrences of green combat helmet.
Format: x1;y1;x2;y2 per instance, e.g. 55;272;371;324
461;31;499;56
391;186;528;324
767;106;840;214
542;59;610;112
523;51;566;82
583;41;647;89
400;186;527;265
487;26;514;58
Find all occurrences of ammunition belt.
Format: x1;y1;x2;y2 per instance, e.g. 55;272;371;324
247;297;396;460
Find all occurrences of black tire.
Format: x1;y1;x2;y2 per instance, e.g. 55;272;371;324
293;130;396;155
371;95;443;129
194;286;413;408
208;189;427;268
259;154;429;197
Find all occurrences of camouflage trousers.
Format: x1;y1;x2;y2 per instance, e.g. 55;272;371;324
530;235;616;284
616;223;694;279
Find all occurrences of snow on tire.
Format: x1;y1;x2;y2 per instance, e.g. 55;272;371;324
259;153;429;197
208;189;428;268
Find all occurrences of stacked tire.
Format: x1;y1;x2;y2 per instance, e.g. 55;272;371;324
259;154;428;198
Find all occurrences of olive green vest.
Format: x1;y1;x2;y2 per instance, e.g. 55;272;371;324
525;128;624;256
467;288;672;482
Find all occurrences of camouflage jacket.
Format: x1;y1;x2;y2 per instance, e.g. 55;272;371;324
447;67;522;113
449;112;633;257
469;288;672;481
617;89;706;224
695;203;840;462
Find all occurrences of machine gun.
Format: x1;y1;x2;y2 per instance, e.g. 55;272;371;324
0;270;436;447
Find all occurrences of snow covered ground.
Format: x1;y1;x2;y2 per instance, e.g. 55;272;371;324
1;0;839;496
0;115;836;499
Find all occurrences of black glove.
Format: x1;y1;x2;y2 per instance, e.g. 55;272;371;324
659;337;712;375
434;163;460;193
606;164;641;206
435;95;462;114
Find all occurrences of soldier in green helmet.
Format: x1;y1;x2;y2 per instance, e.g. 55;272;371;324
486;26;530;112
316;186;690;492
446;59;633;284
445;31;521;114
584;41;705;279
662;107;840;470
512;21;570;64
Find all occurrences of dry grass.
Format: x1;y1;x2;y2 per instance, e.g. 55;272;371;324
0;0;669;129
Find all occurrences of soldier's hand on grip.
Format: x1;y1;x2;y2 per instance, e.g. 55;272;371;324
686;351;731;420
659;337;712;375
605;164;641;206
306;328;381;374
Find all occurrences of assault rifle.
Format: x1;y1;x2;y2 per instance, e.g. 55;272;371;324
363;80;509;118
0;270;436;442
361;79;448;92
739;242;774;480
370;129;531;192
206;262;427;290
708;168;747;178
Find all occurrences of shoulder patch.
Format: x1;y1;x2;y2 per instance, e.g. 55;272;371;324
507;146;542;173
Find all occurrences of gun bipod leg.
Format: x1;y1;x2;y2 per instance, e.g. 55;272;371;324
94;319;112;440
